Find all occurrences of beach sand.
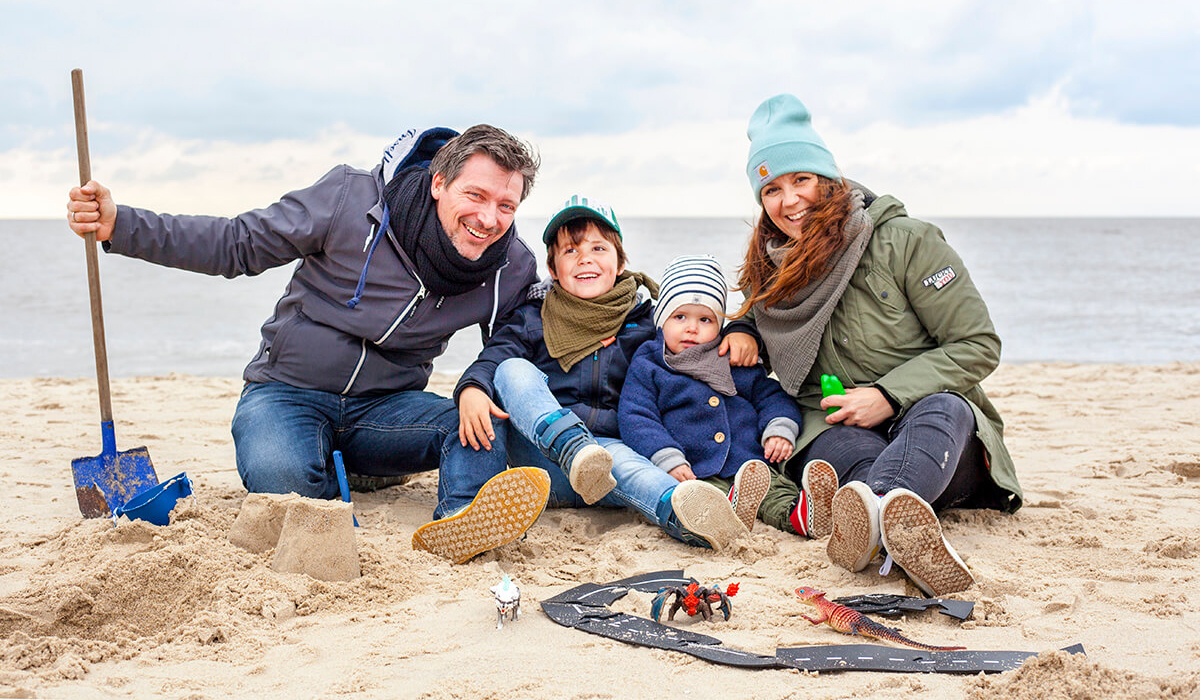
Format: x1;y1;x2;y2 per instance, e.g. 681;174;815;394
1;364;1199;699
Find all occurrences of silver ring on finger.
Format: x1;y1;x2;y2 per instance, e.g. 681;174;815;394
70;211;76;222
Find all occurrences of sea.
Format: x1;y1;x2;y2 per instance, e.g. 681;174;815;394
2;216;1198;379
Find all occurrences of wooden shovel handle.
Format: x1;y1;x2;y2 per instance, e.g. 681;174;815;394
71;69;113;423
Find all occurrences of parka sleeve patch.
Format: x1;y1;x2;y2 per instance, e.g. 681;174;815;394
921;265;957;290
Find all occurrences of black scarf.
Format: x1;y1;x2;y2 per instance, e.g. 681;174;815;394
383;166;514;296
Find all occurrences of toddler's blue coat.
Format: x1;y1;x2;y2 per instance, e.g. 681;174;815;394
619;334;803;479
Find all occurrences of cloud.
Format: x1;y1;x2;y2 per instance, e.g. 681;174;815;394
2;0;1197;216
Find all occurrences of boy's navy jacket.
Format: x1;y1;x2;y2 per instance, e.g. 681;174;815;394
619;334;803;479
454;296;656;438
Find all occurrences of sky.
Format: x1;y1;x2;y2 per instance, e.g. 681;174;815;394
2;0;1197;219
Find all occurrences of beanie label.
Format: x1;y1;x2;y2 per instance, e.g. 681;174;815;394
755;160;772;183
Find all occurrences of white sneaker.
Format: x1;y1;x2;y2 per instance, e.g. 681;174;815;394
411;467;550;564
568;444;616;505
827;481;882;572
728;460;771;532
671;480;749;551
796;459;839;539
879;488;975;596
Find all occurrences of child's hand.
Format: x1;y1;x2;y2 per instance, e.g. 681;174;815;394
458;387;510;451
763;436;793;463
718;332;759;367
668;464;696;482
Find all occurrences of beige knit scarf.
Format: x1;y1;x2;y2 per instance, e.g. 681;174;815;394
542;270;659;371
752;189;872;396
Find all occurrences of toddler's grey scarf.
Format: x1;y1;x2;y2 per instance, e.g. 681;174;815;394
752;190;872;396
664;336;736;396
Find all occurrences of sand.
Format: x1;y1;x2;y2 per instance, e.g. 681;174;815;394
1;364;1199;699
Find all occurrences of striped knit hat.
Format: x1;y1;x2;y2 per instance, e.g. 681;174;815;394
654;255;728;328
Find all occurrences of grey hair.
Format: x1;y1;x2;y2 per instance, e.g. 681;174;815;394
430;124;541;201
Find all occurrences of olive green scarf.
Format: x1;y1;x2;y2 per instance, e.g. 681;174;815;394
542;271;659;371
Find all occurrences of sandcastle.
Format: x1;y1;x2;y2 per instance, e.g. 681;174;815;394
229;493;360;581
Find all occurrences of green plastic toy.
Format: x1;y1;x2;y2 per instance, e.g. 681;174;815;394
821;374;845;415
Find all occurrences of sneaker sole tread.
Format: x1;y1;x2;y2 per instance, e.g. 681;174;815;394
880;492;974;596
730;461;771;532
672;482;748;551
412;467;550;564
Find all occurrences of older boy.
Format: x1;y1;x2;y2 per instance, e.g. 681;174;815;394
416;197;748;560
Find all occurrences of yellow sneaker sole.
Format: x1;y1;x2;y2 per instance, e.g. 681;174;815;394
412;467;550;564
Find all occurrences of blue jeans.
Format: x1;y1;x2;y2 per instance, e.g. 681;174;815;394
231;382;507;518
794;392;990;510
494;358;680;535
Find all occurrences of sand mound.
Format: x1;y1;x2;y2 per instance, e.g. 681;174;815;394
967;650;1200;700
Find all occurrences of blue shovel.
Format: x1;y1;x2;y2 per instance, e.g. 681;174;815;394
69;69;159;517
332;451;359;527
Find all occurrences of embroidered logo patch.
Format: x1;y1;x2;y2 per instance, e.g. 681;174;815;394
922;266;957;290
756;161;771;182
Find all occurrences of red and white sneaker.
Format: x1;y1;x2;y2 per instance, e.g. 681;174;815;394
728;459;771;532
787;459;839;539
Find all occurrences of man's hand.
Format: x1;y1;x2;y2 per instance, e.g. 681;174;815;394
763;436;793;463
821;387;896;429
718;332;759;367
668;464;696;482
67;180;117;242
458;386;509;451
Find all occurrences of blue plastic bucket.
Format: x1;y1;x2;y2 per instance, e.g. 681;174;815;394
113;472;193;526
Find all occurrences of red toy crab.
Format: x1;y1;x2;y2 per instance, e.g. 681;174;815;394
650;581;739;622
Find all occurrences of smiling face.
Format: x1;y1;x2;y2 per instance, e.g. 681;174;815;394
430;152;525;260
759;171;821;242
661;303;721;353
548;222;625;299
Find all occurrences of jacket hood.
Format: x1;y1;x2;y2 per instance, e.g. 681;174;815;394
379;127;460;186
865;193;908;228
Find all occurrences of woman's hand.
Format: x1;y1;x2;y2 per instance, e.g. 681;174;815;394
822;387;895;429
458;387;509;451
763;436;793;463
668;464;696;482
719;332;759;367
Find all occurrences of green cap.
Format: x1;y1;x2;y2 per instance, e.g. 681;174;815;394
542;194;621;245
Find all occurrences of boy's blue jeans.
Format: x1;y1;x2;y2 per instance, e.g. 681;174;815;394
231;381;507;518
494;358;681;536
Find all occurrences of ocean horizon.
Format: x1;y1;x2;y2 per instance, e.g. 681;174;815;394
3;216;1198;380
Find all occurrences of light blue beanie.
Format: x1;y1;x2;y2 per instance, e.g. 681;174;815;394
746;94;840;203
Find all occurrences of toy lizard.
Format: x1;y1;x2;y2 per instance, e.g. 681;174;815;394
795;586;965;651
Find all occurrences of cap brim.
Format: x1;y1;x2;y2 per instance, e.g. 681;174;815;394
542;207;620;245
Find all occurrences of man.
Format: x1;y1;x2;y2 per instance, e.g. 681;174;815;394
66;125;548;562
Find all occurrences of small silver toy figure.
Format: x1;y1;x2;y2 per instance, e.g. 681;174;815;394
491;575;521;629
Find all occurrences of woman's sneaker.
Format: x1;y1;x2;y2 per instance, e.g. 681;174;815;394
671;480;748;551
879;488;975;596
789;459;838;539
827;481;882;572
728;460;771;532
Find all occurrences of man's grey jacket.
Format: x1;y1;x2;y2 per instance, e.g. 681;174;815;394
105;129;539;396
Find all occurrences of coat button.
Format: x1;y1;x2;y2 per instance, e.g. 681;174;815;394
714;432;726;443
881;291;889;299
708;396;720;407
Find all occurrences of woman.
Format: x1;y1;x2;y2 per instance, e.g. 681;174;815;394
721;94;1021;596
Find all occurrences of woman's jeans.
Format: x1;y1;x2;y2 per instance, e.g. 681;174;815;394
794;392;991;510
494;358;679;533
231;381;508;519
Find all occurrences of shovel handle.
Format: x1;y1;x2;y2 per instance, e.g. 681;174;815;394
72;69;113;423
